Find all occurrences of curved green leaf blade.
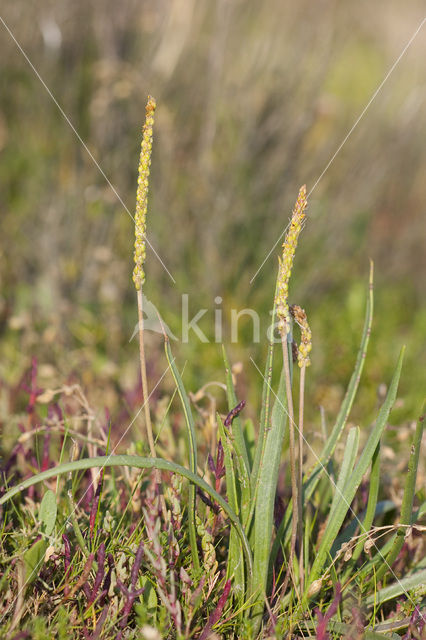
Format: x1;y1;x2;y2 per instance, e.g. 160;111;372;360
306;346;404;593
250;292;277;496
164;338;199;571
218;415;245;599
367;408;424;586
0;455;253;583
304;262;374;503
251;362;288;624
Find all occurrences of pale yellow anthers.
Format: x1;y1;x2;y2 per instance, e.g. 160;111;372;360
132;95;156;290
290;304;312;367
276;185;307;334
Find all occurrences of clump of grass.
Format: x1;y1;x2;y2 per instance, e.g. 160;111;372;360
0;96;425;639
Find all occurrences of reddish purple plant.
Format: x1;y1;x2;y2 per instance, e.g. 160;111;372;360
86;543;106;607
208;439;225;492
402;606;426;640
83;605;109;640
347;605;365;639
315;583;342;640
198;579;231;640
116;541;145;638
89;469;105;538
224;400;246;427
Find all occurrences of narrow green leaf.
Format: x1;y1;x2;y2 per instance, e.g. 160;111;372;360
39;489;57;537
365;632;401;640
165;339;197;472
351;442;381;562
415;501;426;520
222;346;251;524
0;455;253;584
218;416;240;517
328;426;359;523
218;415;245;599
334;499;393;561
306;346;404;592
222;346;250;475
164;338;199;571
368;409;424;586
265;366;291;565
304;262;374;502
251;362;288;624
243;419;256;470
359;533;397;580
273;264;374;558
250;295;277;495
365;566;426;607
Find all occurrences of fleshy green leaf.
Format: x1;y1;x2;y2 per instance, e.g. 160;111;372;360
39;489;57;537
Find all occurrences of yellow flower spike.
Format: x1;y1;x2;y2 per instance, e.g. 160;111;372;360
290;304;312;368
132;95;156;290
275;185;308;334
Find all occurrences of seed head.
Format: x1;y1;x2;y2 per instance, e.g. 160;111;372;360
275;185;308;334
290;304;312;367
132;95;156;290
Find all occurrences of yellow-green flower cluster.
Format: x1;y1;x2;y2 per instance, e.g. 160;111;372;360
196;513;218;575
290;304;312;367
276;185;308;334
132;95;156;290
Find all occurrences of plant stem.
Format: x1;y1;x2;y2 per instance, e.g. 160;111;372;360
298;363;306;593
137;288;156;458
281;331;298;595
137;288;167;519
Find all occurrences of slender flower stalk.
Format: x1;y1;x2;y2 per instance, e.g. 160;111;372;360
132;96;157;463
132;97;167;520
275;185;308;594
290;303;312;593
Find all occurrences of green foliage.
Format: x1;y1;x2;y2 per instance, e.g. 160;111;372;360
1;267;424;638
1;24;425;630
39;489;57;537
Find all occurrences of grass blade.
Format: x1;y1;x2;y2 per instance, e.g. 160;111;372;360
251;362;288;625
165;338;199;571
273;263;374;559
222;346;250;475
365;566;426;607
250;295;277;496
218;415;245;599
327;426;359;522
222;347;251;525
306;346;404;592
367;408;424;586
351;442;381;562
304;262;374;503
0;454;253;584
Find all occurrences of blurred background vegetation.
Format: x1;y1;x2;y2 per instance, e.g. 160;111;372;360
1;0;425;445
